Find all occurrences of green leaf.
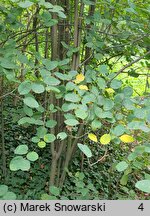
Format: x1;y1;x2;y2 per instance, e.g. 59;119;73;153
123;99;134;110
110;79;122;89
2;192;17;200
103;99;114;111
97;64;108;75
145;147;150;153
44;76;60;86
23;105;33;117
46;120;57;128
14;145;28;155
116;161;128;172
42;60;58;70
18;81;31;95
58;58;70;66
135;180;150;193
31;136;40;143
64;119;79;126
123;86;133;97
97;77;106;89
127;121;150;132
145;173;150;180
27;151;39;162
77;143;92;158
0;59;16;69
75;109;88;120
91;119;102;131
94;106;103;118
128;152;137;161
19;159;30;171
49;186;60;196
82;94;96;104
23;97;39;108
38;141;46;148
57;11;66;18
37;126;47;138
134;108;145;119
18;117;34;125
9;156;22;171
120;175;128;186
41;193;52;200
83;0;95;5
10;156;30;171
66;82;76;91
57;132;67;140
32;83;45;94
44;134;56;143
46;86;60;93
65;93;80;103
18;1;33;8
113;124;126;136
0;185;8;197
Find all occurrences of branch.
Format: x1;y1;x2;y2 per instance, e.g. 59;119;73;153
0;88;17;99
108;50;150;83
89;149;108;167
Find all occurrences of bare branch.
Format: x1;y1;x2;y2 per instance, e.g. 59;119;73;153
108;50;150;84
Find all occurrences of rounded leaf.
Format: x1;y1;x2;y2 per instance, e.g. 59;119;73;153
10;156;30;171
116;161;128;172
64;119;79;126
2;192;17;200
75;109;88;120
57;132;67;140
110;79;122;89
100;134;111;145
49;186;60;196
79;85;88;90
88;133;98;142
91;119;102;131
19;159;30;171
74;74;85;84
135;180;150;193
31;136;40;143
77;143;92;158
0;185;8;197
38;141;46;148
23;97;39;108
46;120;57;128
14;145;28;155
113;125;125;136
120;134;134;143
44;134;56;143
65;93;80;103
18;81;31;95
32;83;45;94
27;151;39;162
9;156;23;171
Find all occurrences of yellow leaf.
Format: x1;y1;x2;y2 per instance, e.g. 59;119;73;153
100;134;111;145
79;85;88;90
74;73;85;84
105;88;115;94
119;134;134;143
88;133;98;142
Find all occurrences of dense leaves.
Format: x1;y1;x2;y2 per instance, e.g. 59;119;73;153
0;0;150;200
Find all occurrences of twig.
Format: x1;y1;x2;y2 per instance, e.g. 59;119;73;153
107;50;150;84
89;149;108;167
68;131;88;139
0;88;17;99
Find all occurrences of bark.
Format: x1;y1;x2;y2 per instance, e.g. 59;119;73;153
84;0;96;67
0;77;7;179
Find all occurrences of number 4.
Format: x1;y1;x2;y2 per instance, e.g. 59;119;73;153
138;203;144;211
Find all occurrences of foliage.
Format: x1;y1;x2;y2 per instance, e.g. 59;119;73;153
0;0;150;199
